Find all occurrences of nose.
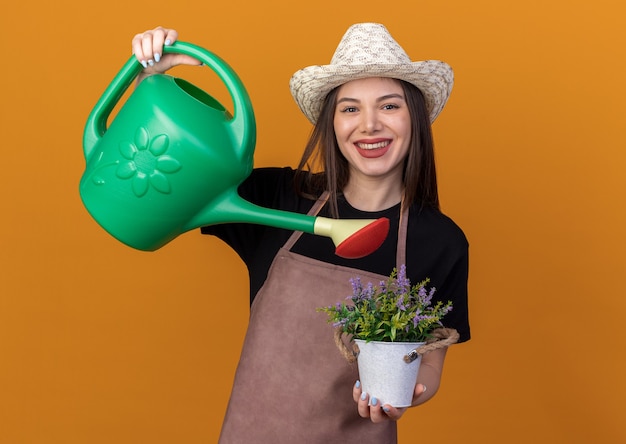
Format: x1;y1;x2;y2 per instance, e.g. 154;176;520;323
359;109;382;134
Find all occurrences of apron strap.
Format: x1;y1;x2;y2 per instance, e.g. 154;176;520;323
283;191;408;268
283;191;330;251
396;199;409;266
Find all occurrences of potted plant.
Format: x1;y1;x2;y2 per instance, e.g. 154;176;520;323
318;265;458;407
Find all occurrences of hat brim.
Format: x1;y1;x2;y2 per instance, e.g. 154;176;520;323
289;61;454;125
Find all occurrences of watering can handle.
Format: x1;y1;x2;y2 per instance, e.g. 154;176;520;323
82;41;255;161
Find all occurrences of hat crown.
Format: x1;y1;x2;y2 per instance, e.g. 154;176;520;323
330;23;411;66
289;22;453;125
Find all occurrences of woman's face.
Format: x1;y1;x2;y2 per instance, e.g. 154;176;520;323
333;77;412;183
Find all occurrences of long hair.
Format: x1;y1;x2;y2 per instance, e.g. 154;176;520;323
294;80;439;217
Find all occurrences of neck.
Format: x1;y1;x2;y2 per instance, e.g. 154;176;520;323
342;175;404;212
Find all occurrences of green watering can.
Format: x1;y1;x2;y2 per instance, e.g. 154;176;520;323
79;42;389;258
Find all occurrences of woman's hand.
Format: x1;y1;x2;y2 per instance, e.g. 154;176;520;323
352;347;446;422
352;380;428;423
131;26;202;81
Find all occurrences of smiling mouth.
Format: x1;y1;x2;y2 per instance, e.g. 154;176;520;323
356;140;391;150
355;140;392;159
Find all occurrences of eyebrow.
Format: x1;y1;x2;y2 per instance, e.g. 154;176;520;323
336;93;406;105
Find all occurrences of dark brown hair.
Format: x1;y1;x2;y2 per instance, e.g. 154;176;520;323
294;79;439;216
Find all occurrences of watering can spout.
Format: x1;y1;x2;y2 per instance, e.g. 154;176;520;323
186;189;390;259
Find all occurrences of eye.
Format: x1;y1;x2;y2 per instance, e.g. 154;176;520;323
382;103;400;110
340;106;358;113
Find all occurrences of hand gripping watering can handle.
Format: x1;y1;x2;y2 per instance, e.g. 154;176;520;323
82;41;255;161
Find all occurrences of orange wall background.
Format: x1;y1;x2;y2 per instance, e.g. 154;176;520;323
1;0;625;443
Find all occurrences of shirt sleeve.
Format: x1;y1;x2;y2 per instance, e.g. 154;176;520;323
406;208;471;343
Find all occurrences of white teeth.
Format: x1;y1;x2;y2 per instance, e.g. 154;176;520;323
356;141;390;150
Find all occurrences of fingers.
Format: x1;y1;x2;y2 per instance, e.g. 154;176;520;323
379;404;408;421
366;395;391;423
352;379;363;403
353;380;402;423
132;26;178;69
131;26;202;76
354;381;373;419
381;383;426;420
412;383;428;405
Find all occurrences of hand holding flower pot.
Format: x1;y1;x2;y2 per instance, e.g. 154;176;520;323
318;265;459;407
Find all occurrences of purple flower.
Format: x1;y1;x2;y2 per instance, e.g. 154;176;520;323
378;280;387;292
428;287;436;303
412;312;430;328
417;285;436;305
396;264;411;295
396;297;407;311
363;282;375;300
350;277;363;296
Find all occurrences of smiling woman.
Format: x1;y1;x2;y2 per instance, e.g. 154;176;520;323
299;75;439;216
128;22;469;443
332;77;412;209
2;1;623;442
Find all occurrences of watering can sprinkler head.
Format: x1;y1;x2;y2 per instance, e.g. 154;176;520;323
315;217;389;259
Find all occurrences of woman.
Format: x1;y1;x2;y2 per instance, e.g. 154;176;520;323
132;23;470;443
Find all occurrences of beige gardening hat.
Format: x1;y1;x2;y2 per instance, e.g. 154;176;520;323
289;23;454;125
